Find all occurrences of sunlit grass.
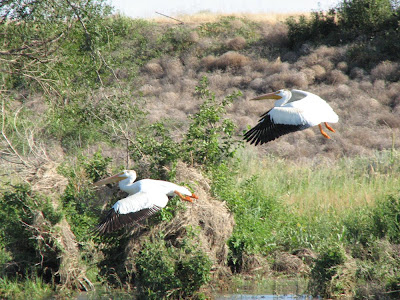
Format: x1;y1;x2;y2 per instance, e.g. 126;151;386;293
235;148;400;217
150;12;309;24
0;276;53;300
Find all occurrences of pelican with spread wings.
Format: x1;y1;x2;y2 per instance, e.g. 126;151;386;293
244;89;339;145
93;170;198;234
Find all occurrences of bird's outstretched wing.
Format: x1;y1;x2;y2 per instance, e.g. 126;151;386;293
95;191;168;234
96;205;161;234
244;110;308;145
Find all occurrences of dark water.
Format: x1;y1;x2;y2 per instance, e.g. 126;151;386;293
77;278;317;299
217;295;313;299
213;278;317;300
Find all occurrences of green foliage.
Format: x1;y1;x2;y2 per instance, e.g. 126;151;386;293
0;184;62;279
308;244;347;297
197;16;259;42
343;208;376;246
343;192;400;245
183;76;243;168
338;0;396;34
59;151;112;242
135;234;211;299
211;162;285;271
286;0;400;66
371;193;400;243
46;92;146;152
286;11;338;47
0;275;53;300
0;0;114;93
130;122;180;180
83;150;113;182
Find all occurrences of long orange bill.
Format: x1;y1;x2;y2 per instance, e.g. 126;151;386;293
319;124;331;139
324;122;336;132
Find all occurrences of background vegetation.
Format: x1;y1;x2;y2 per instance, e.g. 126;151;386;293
1;0;400;298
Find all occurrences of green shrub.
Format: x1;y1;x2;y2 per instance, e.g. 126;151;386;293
308;244;347;297
372;193;400;243
286;0;400;66
286;11;338;48
337;0;396;35
130;122;180;180
0;184;62;279
135;235;211;299
183;76;243;168
58;151;112;242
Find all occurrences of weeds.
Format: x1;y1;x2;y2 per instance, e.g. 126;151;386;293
135;234;211;299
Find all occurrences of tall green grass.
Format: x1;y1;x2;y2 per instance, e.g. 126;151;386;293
0;276;52;300
235;148;400;217
212;147;400;261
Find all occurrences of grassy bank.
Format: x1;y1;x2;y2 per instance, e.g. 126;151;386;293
1;0;400;298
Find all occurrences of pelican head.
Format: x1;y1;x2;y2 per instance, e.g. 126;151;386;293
250;89;291;107
93;170;137;186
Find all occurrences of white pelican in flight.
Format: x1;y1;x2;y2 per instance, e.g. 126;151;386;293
93;170;198;234
244;89;339;145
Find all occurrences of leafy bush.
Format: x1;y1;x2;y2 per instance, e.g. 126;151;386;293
286;0;400;67
183;76;243;168
308;244;347;297
0;184;62;280
344;192;400;245
130;122;180;180
58;151;112;242
135;235;211;299
286;11;338;48
337;0;396;35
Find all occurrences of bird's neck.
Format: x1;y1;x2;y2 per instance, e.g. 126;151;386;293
118;178;138;193
274;90;292;107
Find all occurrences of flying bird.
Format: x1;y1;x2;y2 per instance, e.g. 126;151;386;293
93;170;198;234
244;89;339;145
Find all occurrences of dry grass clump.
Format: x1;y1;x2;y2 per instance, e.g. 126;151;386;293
138;83;162;96
325;70;349;85
249;77;266;93
226;36;247;50
28;162;93;291
250;58;270;72
272;252;310;275
213;51;250;70
160;57;184;81
350;67;367;80
376;113;400;128
310;65;327;81
264;70;309;90
143;61;164;78
370;60;400;82
336;61;348;72
263;59;290;75
200;52;251;72
200;55;217;70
